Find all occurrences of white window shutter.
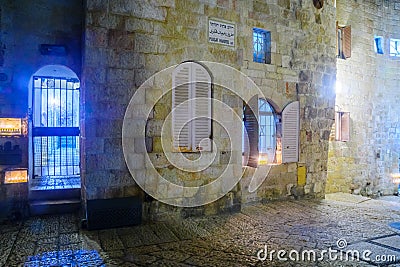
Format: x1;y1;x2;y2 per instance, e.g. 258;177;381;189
192;63;212;151
243;95;259;167
172;63;191;151
282;101;299;163
172;62;212;152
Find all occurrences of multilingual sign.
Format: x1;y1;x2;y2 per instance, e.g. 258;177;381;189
208;19;235;47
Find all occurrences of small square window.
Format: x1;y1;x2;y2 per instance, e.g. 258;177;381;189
253;28;271;64
374;36;384;54
243;97;299;167
390;38;400;57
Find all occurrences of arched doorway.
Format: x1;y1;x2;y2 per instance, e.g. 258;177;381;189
28;65;81;209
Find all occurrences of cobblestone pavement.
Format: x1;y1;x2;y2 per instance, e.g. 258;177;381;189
1;194;400;267
30;176;81;190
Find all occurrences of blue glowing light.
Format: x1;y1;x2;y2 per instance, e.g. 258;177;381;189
24;249;104;266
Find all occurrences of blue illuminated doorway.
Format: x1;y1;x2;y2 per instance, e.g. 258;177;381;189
29;66;81;189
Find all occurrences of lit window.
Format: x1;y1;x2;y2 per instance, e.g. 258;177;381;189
390;38;400;57
258;99;276;164
374;36;384;54
243;97;299;167
253;28;271;64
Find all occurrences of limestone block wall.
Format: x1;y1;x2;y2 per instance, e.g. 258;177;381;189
326;0;400;195
238;0;337;203
83;0;336;217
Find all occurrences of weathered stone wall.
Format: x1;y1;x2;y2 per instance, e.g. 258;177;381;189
239;0;337;203
0;0;83;219
83;0;336;218
327;0;400;195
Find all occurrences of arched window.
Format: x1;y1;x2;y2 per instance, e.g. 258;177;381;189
172;62;212;152
243;96;300;167
258;99;276;164
29;65;80;180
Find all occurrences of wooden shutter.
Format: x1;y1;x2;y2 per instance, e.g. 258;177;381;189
342;25;351;59
335;112;350;142
192;63;212;151
243;95;259;167
282;101;299;163
172;63;191;151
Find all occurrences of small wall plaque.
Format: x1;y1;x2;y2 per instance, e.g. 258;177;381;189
208;19;235;47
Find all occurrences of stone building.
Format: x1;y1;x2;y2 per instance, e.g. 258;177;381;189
0;0;398;225
326;0;400;196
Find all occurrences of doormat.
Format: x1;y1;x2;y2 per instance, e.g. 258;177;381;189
389;222;400;230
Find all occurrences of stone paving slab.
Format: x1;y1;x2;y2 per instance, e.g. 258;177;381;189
325;192;372;203
371;234;400;250
1;195;400;266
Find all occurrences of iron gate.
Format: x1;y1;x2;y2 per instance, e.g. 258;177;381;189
32;76;80;178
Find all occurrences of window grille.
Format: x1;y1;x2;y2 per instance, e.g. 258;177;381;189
253;28;271;64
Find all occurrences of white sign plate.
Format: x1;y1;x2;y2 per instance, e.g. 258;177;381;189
208;19;235;47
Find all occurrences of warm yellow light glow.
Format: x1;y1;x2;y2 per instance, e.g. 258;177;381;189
4;169;28;184
258;154;268;165
390;173;400;184
0;118;22;136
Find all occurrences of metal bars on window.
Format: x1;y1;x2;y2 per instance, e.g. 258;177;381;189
32;76;80;178
253;28;271;64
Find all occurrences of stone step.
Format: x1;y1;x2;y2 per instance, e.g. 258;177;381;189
29;199;81;216
29;188;81;201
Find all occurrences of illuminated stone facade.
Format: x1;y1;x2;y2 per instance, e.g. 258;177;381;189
326;0;400;196
1;0;399;220
83;0;336;217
